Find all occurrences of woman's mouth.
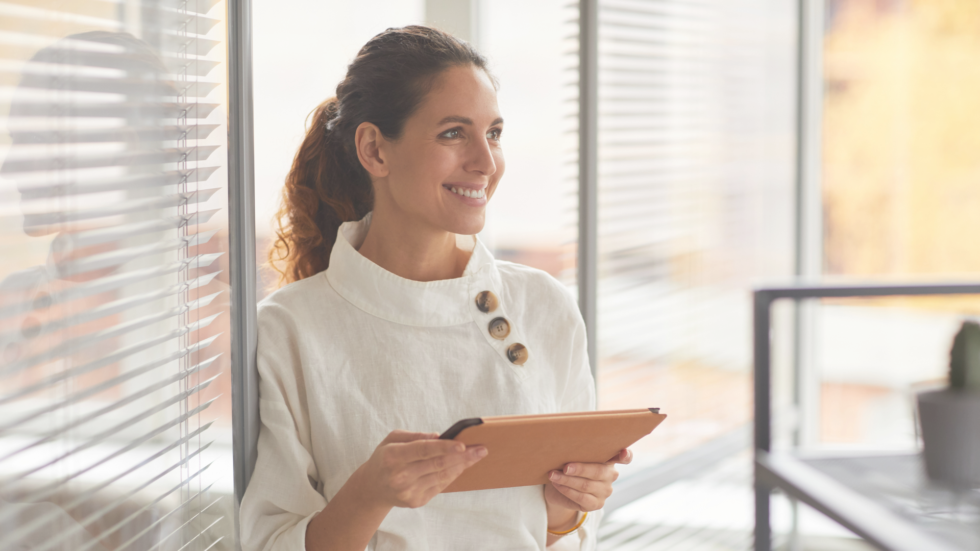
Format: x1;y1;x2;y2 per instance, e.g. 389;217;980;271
446;185;486;199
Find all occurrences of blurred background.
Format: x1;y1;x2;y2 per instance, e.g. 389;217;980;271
3;0;980;549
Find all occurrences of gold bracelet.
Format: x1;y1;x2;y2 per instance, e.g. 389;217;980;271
547;511;588;536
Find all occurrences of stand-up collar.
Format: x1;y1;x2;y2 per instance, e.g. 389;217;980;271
325;213;502;328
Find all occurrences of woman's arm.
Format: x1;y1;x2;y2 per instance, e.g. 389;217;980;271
241;303;485;551
305;430;487;551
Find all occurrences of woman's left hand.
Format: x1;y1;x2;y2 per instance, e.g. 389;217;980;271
544;448;633;515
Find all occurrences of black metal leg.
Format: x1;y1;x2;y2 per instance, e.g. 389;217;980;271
755;479;771;551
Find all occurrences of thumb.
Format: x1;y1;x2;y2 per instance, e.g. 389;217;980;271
383;430;440;444
606;448;633;464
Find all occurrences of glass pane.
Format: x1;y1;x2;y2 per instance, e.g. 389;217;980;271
819;0;980;450
478;0;579;285
0;1;236;549
594;0;798;470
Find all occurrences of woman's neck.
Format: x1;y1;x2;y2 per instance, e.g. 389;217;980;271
356;211;472;282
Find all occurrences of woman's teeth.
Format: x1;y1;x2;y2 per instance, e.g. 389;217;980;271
449;186;485;199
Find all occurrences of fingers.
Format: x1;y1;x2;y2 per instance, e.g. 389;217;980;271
548;460;618;511
411;446;486;493
389;439;466;463
618;449;634;465
406;445;488;478
605;448;633;465
382;430;441;444
549;470;613;499
549;478;604;511
562;461;618;482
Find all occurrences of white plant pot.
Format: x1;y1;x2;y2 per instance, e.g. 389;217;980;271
917;389;980;488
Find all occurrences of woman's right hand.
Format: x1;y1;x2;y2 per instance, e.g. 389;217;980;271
359;430;488;509
305;431;486;551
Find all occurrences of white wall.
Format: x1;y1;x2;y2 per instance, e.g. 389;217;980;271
252;0;425;237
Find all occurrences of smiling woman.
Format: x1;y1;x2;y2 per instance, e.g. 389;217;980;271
354;64;505;282
241;26;624;551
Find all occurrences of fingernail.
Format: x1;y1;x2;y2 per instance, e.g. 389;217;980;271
474;447;488;458
456;443;465;453
565;464;576;476
550;471;560;481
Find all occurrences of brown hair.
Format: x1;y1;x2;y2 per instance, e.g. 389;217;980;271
269;25;493;286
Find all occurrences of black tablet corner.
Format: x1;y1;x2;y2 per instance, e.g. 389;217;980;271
439;418;484;440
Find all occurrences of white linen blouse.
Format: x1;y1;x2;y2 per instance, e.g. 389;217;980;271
240;213;601;551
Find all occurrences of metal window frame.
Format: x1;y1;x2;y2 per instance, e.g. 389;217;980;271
227;0;258;519
752;282;980;551
578;0;599;381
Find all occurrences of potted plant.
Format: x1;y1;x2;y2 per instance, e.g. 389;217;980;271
917;320;980;488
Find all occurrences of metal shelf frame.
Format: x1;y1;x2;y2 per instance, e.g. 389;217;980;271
752;282;980;551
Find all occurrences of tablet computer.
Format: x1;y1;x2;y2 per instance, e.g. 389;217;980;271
438;408;666;493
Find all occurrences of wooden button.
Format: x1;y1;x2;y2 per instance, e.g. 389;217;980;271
488;317;510;340
475;290;499;314
506;343;528;365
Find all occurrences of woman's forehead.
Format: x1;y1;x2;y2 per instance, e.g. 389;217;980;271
418;65;500;125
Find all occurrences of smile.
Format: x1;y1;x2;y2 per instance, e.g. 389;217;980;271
447;186;486;199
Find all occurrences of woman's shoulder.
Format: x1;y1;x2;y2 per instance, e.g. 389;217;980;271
257;270;336;324
494;260;579;319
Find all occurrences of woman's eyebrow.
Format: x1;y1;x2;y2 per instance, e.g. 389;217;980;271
437;115;505;126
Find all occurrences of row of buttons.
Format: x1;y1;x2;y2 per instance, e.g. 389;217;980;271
474;290;528;365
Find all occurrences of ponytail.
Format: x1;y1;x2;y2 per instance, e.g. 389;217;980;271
267;26;492;288
268;97;373;286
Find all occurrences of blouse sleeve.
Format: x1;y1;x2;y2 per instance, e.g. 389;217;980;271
553;289;603;551
240;302;328;551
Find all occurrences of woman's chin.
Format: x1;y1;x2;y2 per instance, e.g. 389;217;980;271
445;213;486;237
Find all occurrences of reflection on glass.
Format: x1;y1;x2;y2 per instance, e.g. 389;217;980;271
0;2;233;550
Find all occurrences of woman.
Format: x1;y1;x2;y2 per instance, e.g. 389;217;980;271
240;26;631;551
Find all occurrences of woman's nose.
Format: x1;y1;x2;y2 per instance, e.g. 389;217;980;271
464;136;496;176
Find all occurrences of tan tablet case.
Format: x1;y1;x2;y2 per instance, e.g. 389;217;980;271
440;408;666;493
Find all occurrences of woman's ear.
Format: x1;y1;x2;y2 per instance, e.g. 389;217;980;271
354;122;389;178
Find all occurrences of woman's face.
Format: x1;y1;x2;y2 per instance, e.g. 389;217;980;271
375;64;504;236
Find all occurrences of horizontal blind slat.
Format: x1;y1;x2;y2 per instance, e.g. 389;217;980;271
0;333;218;410
63;462;215;551
1;146;220;173
12;451;213;551
1;311;220;378
6;100;220;119
15;168;219;200
15;415;215;506
7;71;219;97
0;354;219;433
46;230;219;277
0;0;220;20
10;124;221;144
0;266;220;320
115;487;218;551
39;212;220;250
5;287;219;347
4;381;217;479
142;496;223;551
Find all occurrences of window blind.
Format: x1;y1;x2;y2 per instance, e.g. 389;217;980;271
592;0;796;457
0;1;234;550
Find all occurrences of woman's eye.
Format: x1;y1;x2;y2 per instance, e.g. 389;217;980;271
441;128;461;139
488;129;502;141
